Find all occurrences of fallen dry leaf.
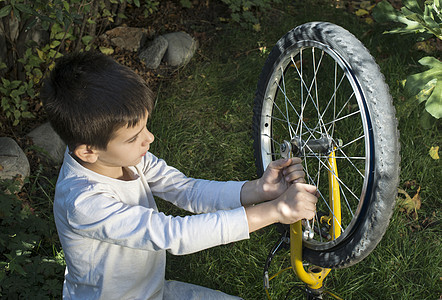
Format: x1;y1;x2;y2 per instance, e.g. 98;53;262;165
355;8;369;16
397;187;422;219
429;146;439;160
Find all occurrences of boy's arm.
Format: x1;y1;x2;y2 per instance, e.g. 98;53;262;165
141;152;244;213
62;188;249;255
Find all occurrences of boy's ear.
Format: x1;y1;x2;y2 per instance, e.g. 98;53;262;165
73;144;99;163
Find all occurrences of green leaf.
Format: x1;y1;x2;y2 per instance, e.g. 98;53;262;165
231;13;241;23
10;88;25;98
373;0;425;33
50;40;61;48
13;7;21;22
14;3;34;15
55;31;66;40
21;111;34;118
1;77;10;86
10;260;27;275
63;1;70;12
99;46;114;55
425;84;442;118
25;17;37;31
435;0;442;11
405;56;442;119
81;35;94;46
13;109;21;120
41;20;50;31
1;97;9;108
10;80;22;90
117;12;127;19
0;5;12;18
415;78;436;104
403;0;423;14
419;107;435;128
56;9;63;23
180;0;192;8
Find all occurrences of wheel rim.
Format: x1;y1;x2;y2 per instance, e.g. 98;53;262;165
258;40;374;250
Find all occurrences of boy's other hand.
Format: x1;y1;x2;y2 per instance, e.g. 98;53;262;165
260;157;305;200
275;183;317;224
244;182;318;232
240;157;306;207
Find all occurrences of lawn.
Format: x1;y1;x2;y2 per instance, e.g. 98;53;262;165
150;2;441;299
1;0;440;299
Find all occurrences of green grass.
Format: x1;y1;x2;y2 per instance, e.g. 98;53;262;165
149;1;441;299
1;0;440;299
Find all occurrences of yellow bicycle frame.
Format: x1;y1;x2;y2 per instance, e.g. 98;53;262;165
290;150;341;290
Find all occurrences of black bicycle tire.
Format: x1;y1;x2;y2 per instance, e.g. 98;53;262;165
252;22;400;268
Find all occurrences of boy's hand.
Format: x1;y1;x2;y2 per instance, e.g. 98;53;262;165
240;157;306;206
259;157;305;200
274;183;317;224
244;182;318;232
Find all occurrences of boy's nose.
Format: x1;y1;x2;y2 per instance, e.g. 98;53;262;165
142;128;154;145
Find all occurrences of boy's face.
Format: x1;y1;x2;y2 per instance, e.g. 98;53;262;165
79;112;154;179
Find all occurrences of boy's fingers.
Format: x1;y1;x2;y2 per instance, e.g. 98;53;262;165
270;157;302;170
283;163;304;175
285;171;305;183
269;158;292;170
292;178;306;184
295;183;318;198
283;162;303;173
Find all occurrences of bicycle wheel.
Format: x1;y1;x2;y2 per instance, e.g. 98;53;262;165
252;22;400;268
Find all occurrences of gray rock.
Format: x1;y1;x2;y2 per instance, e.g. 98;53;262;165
0;137;30;187
139;35;168;69
27;122;66;164
103;27;150;52
162;32;198;67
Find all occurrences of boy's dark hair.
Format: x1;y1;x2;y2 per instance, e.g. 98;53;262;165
41;51;154;150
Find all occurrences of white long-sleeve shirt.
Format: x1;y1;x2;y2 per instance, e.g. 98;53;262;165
54;150;249;299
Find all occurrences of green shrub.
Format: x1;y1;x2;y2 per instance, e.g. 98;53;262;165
0;0;159;127
373;0;442;121
0;176;64;299
0;78;35;126
220;0;282;30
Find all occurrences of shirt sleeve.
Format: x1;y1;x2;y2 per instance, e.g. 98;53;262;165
139;152;246;213
65;186;250;255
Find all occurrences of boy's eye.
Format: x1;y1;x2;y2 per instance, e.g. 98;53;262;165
128;136;138;143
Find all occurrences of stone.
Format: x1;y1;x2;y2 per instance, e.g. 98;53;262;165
139;35;168;69
0;137;30;187
103;26;150;52
27;122;66;164
162;32;198;67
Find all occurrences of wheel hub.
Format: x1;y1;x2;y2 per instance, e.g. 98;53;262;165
280;136;340;158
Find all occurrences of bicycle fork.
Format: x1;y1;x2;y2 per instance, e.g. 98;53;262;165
290;150;341;298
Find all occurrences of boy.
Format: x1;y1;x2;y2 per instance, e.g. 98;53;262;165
41;52;317;299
